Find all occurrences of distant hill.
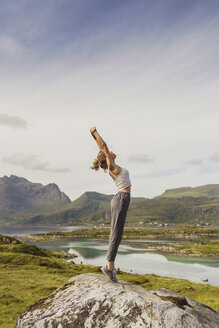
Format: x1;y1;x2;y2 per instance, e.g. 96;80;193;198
0;175;71;225
1;178;219;226
24;191;112;226
24;191;219;227
156;185;219;198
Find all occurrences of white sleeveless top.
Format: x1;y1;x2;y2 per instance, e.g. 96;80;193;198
109;167;131;191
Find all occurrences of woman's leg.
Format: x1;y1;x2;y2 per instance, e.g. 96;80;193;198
107;261;115;270
106;192;130;268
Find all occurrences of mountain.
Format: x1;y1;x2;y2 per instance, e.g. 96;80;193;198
24;191;112;226
1;178;219;226
24;190;219;226
156;185;219;198
0;175;71;225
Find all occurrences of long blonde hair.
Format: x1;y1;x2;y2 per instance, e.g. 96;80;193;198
91;150;108;172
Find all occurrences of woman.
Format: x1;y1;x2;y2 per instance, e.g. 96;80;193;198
90;126;131;283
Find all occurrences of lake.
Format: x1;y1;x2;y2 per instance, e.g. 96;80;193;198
33;238;219;286
1;225;218;286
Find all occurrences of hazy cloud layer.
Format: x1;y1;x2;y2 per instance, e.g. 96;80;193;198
209;154;219;163
0;1;219;199
2;153;70;173
147;168;184;179
128;154;152;163
186;159;203;166
0;34;23;58
0;114;28;129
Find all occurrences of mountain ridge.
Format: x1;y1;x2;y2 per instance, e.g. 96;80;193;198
24;190;219;226
157;184;219;198
1;175;219;226
0;175;71;225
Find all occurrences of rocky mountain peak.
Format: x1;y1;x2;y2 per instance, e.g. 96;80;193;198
2;175;29;184
44;183;59;189
0;175;71;222
41;183;71;203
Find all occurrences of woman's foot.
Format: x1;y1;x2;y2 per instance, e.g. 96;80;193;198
101;266;118;283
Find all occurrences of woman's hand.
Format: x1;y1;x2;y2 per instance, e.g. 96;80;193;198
90;126;96;134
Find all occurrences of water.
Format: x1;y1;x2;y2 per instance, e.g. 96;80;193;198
2;226;218;285
33;238;219;286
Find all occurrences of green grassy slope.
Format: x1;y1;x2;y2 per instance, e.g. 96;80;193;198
23;191;112;225
157;184;219;198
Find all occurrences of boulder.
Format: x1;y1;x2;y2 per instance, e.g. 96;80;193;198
15;273;219;328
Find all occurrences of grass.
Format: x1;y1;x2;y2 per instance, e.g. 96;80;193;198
172;240;219;257
0;254;101;328
30;226;219;240
0;234;219;328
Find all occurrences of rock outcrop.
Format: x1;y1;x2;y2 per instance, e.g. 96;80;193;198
15;273;219;328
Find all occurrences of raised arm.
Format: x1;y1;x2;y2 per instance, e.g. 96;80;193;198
90;127;118;173
90;127;107;150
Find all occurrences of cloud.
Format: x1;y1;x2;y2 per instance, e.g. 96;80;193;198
185;159;203;166
134;167;184;179
151;168;184;178
0;35;23;58
209;153;219;163
128;154;152;163
0;114;29;129
0;1;219;200
2;153;71;173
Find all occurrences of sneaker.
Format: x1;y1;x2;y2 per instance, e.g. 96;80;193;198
101;266;118;283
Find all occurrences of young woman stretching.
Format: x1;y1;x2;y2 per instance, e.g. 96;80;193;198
90;127;131;283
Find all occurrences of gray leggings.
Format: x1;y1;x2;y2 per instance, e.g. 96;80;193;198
107;192;130;262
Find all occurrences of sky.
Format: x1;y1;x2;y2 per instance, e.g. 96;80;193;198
0;0;219;201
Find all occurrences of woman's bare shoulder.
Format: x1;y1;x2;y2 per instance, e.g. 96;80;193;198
110;165;122;177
